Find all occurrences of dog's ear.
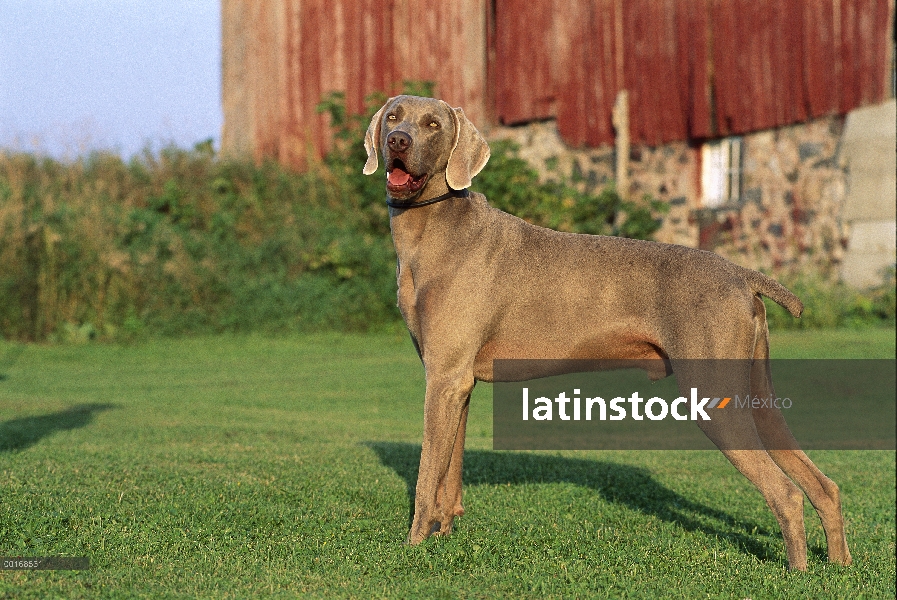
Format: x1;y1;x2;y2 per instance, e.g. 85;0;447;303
445;105;490;190
363;99;394;175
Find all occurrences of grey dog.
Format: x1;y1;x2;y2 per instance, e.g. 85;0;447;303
363;95;851;571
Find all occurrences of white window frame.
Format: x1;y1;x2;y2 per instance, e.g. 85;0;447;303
701;137;742;208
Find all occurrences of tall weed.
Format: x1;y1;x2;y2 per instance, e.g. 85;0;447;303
0;145;398;342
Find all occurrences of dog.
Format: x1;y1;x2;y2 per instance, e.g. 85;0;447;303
362;95;851;570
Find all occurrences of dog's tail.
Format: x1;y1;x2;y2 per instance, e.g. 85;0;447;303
743;269;803;318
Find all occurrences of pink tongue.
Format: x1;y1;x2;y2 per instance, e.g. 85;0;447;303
388;169;412;186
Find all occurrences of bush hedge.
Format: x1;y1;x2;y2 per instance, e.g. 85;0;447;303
0;146;400;342
763;268;895;330
0;90;892;342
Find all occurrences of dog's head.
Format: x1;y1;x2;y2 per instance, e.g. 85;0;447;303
363;95;490;201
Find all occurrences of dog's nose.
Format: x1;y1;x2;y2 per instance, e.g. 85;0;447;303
387;131;412;153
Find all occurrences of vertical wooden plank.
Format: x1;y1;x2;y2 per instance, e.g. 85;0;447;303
679;0;712;139
485;0;497;124
664;0;687;142
338;0;391;115
248;0;285;160
221;0;251;156
612;90;630;196
739;0;765;133
624;0;648;143
494;0;558;124
556;0;618;146
391;0;487;124
494;0;521;123
770;0;788;128
710;0;732;135
787;0;809;124
592;0;622;145
839;0;859;112
624;0;689;145
556;0;590;145
299;1;325;159
883;0;896;101
803;0;840;117
280;0;302;164
855;0;891;105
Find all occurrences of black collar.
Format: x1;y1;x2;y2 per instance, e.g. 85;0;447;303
386;187;469;209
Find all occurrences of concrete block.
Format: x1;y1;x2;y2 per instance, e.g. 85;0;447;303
840;220;897;288
841;99;897;143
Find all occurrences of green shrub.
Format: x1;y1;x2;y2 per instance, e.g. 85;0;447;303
764;268;896;330
473;139;666;239
0;145;400;342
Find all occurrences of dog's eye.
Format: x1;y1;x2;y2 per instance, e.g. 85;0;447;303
387;114;396;121
429;121;439;128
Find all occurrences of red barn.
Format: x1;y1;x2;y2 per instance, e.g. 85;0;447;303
221;0;895;282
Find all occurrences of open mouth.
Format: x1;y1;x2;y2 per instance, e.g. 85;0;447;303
386;159;428;197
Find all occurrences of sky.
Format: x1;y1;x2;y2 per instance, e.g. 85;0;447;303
0;0;221;159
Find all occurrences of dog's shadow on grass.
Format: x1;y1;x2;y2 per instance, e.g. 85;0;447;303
365;441;781;563
0;403;116;452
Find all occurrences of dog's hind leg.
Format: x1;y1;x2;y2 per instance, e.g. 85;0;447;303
677;360;808;570
762;440;852;565
719;447;808;570
408;369;475;544
435;394;470;535
749;301;852;565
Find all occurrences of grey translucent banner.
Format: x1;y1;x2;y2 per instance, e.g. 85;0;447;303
493;359;895;450
1;556;90;570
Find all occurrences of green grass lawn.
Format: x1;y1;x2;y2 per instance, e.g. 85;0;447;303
1;327;894;598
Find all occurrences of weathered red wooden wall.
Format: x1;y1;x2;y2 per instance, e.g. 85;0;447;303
493;0;893;146
623;0;713;145
222;0;893;165
223;0;488;167
710;0;892;137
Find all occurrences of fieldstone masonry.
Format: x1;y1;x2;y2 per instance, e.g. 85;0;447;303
487;122;698;248
486;103;895;285
704;117;848;277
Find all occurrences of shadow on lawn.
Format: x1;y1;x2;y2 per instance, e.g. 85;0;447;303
0;403;115;452
366;441;780;563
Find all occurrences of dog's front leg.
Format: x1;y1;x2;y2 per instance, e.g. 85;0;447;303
435;395;470;535
408;371;474;545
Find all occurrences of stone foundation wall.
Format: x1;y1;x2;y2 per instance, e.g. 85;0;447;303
702;117;847;277
485;114;850;278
